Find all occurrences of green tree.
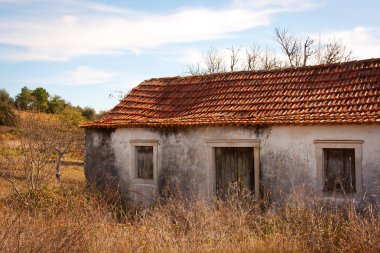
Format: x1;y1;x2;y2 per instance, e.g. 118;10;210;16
15;86;35;110
61;106;85;126
32;87;49;112
48;95;67;114
81;106;96;121
0;89;15;125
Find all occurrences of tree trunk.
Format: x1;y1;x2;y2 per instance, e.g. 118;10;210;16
55;153;63;183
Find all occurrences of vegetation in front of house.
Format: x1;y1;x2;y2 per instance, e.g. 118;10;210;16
0;182;379;253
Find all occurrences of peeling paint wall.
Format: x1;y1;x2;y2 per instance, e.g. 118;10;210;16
84;125;380;205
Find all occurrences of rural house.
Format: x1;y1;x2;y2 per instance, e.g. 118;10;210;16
82;58;380;206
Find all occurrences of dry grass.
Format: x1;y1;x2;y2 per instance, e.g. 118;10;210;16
0;181;379;253
0;158;85;198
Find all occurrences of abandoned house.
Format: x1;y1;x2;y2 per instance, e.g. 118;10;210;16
82;58;380;206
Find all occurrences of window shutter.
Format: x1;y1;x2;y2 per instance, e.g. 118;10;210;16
136;146;154;179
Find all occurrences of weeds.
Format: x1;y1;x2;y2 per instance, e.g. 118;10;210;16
0;182;379;253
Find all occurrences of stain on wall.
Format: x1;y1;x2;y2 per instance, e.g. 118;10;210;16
84;129;118;193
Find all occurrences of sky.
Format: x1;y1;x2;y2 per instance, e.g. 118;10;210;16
0;0;380;112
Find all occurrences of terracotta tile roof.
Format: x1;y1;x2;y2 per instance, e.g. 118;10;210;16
82;58;380;128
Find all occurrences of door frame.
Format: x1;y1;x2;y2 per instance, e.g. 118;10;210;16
206;139;260;200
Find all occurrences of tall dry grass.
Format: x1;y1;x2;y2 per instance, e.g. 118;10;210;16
0;183;379;253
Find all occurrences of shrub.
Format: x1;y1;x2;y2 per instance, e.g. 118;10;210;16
0;89;15;126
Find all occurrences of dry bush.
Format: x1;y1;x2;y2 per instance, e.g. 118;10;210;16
0;184;114;253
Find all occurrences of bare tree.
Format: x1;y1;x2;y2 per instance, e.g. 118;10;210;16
245;45;261;71
259;47;283;70
315;38;353;64
17;114;57;190
187;63;203;75
50;116;83;182
274;27;315;67
302;37;314;66
186;28;353;75
274;27;300;66
275;27;353;66
227;46;241;72
187;45;283;75
203;47;226;74
109;90;129;101
186;47;226;75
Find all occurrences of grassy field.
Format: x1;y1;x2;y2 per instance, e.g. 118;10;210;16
0;125;380;252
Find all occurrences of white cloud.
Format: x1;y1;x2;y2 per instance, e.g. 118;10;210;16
233;0;319;9
179;47;244;67
0;0;318;61
69;66;116;85
179;48;204;66
52;66;116;86
312;27;380;60
39;66;147;90
85;2;130;13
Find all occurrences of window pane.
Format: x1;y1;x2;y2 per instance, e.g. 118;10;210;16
323;148;355;194
136;146;153;179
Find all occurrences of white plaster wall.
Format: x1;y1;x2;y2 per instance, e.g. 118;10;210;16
109;128;161;204
261;125;380;201
107;125;380;203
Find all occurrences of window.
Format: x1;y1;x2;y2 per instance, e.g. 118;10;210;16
323;148;355;194
130;140;158;184
314;140;363;197
136;146;154;179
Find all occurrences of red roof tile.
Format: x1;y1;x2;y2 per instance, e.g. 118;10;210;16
82;58;380;128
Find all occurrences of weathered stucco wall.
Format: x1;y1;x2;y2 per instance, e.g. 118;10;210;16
84;125;380;205
84;129;119;192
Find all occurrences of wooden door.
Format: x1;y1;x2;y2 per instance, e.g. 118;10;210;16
215;147;254;197
323;148;355;193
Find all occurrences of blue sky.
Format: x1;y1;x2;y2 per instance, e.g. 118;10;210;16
0;0;380;111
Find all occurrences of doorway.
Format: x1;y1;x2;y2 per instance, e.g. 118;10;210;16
214;147;254;197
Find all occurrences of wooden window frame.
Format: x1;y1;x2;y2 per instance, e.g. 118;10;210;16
206;139;260;200
314;140;363;198
130;140;158;185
